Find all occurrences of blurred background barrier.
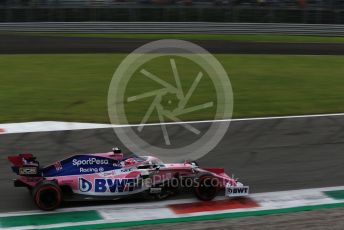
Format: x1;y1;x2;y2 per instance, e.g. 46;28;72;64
0;1;344;23
1;22;344;35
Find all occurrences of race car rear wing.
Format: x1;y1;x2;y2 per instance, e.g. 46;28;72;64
8;154;40;176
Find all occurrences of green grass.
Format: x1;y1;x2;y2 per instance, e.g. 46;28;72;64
1;54;344;123
0;211;101;228
20;32;344;43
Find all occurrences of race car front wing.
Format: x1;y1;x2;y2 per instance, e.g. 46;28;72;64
225;182;249;197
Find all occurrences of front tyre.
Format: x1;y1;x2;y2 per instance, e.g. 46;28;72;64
32;181;62;211
194;174;219;201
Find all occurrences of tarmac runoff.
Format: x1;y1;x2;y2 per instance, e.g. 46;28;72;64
2;34;344;55
1;186;344;230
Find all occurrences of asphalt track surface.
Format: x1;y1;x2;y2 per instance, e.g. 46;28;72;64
1;115;344;212
2;33;344;54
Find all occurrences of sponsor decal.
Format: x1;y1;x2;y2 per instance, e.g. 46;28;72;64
149;187;162;194
99;167;135;177
43;155;119;177
19;167;37;175
79;178;92;192
54;161;63;171
226;186;249;197
78;178;142;193
73;157;109;167
99;171;116;177
79;167;104;173
120;167;134;173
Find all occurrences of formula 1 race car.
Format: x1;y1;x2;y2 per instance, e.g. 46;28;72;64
8;148;249;210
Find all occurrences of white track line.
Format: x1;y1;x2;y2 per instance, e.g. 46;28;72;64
115;112;344;127
1;112;344;134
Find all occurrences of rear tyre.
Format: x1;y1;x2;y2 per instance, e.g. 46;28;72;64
194;174;219;201
32;181;62;211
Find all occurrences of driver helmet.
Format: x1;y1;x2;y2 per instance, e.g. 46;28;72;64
112;147;122;154
124;158;136;165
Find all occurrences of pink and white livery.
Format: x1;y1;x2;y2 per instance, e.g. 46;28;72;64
8;147;249;210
